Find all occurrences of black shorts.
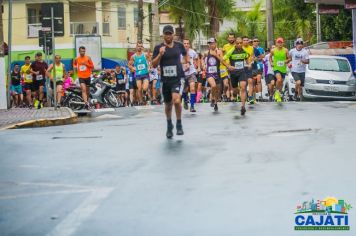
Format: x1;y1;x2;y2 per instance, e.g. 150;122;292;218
162;78;184;103
33;79;45;91
244;68;253;79
24;83;35;92
292;72;306;86
274;70;286;79
265;74;276;85
79;78;91;86
50;81;64;89
230;71;247;88
115;84;126;92
136;74;149;81
185;74;197;85
197;74;206;85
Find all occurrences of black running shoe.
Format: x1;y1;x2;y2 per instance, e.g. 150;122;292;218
190;107;196;112
166;124;174;139
210;100;215;107
183;101;189;110
241;106;246;116
176;123;184;135
214;103;218;111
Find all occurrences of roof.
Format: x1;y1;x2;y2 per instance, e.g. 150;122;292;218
304;0;345;5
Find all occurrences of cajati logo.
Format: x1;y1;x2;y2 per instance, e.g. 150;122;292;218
294;197;352;231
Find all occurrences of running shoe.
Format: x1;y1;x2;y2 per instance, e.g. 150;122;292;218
248;96;255;105
34;99;39;109
241;106;246;116
237;96;241;102
210;100;215;107
214;103;218;112
183;101;189;110
176;123;184;135
166;123;174;139
190;106;196;113
274;91;282;103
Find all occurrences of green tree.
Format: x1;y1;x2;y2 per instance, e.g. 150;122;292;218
321;9;352;41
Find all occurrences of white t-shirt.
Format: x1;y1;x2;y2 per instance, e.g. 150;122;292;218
289;48;309;73
182;49;198;76
264;54;274;75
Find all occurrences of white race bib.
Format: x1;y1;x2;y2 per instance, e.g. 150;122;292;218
26;74;33;81
36;75;43;80
79;65;87;72
277;61;285;67
235;61;244;70
137;64;146;70
163;66;177;77
208;66;217;73
118;79;125;84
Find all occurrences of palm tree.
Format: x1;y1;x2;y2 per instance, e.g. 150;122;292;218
206;0;235;37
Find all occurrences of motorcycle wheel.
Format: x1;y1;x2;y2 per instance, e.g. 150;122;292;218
105;91;119;108
68;95;85;110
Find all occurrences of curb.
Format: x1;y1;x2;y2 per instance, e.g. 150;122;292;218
0;107;78;130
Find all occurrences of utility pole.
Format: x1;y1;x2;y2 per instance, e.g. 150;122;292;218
266;0;274;48
0;0;4;56
137;0;143;42
51;7;57;109
6;0;12;109
316;3;322;43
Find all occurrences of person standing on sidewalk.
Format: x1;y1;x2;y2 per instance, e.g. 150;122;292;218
30;52;48;109
10;64;23;108
47;55;66;108
73;46;94;109
152;25;189;138
21;56;34;108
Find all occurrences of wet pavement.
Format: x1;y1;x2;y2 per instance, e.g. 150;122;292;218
1;101;356;236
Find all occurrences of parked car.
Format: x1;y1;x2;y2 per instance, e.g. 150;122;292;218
302;55;356;100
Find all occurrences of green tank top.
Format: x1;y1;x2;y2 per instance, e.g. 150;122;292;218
52;63;64;81
273;48;287;73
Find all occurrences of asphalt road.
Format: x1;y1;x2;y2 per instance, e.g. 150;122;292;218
1;101;356;236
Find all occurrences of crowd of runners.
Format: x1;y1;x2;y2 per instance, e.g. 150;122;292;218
9;24;310;138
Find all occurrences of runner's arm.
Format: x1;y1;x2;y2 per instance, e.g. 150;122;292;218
128;55;136;72
46;64;54;80
86;57;94;69
269;50;274;68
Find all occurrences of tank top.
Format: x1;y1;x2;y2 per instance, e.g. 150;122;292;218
273;47;287;73
52;63;64;81
134;53;149;76
206;50;220;78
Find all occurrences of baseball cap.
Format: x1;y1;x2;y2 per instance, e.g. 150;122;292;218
276;37;284;43
295;38;303;45
207;38;216;44
163;25;174;34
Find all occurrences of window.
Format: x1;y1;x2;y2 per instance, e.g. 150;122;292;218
309;58;351;72
118;7;126;29
28;8;38;24
134;8;138;27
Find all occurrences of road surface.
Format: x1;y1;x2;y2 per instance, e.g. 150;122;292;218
1;102;356;236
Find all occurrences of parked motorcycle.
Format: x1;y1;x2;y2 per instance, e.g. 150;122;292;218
90;72;119;108
62;86;85;110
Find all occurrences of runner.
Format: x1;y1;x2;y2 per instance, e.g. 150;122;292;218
242;36;255;104
10;64;23;108
270;37;290;103
30;52;48;109
152;25;188;138
21;56;33;108
224;37;250;115
149;63;159;105
113;64;128;107
182;38;198;112
221;33;236;102
47;55;66;108
196;53;205;103
289;38;309;101
263;46;276;101
128;42;149;105
73;46;94;109
127;67;137;106
204;38;230;111
252;37;265;101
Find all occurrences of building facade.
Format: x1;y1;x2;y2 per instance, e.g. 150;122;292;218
1;0;154;64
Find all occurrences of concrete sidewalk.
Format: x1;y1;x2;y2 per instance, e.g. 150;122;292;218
0;107;77;130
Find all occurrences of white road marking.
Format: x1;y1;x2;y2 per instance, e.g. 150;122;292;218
0;189;91;200
47;187;113;236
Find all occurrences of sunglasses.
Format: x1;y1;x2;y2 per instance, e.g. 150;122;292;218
253;40;259;42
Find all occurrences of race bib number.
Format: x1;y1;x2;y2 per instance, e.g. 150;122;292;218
235;61;244;70
36;75;43;80
118;79;125;84
79;65;87;72
26;74;33;81
277;61;285;67
137;64;146;70
163;66;177;77
257;63;262;70
208;66;217;73
55;75;62;80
